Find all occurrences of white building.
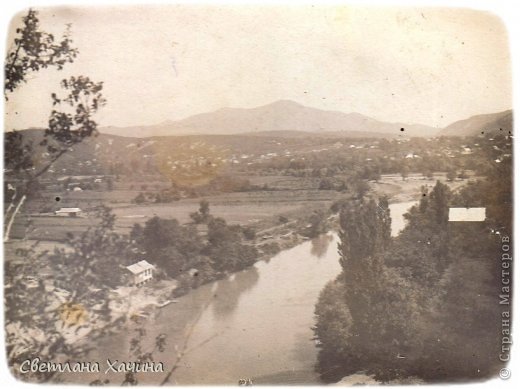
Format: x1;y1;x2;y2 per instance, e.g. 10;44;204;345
55;207;82;217
126;260;155;287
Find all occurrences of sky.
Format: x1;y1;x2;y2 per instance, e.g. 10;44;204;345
4;5;512;130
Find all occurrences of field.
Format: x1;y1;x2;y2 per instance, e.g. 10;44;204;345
10;182;342;242
8;171;468;246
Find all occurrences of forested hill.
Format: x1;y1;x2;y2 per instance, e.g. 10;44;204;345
439;110;512;137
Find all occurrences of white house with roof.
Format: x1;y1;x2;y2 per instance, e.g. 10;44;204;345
126;260;155;287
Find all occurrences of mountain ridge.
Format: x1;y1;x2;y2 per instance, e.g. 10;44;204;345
8;101;513;139
438;109;513;137
99;100;439;138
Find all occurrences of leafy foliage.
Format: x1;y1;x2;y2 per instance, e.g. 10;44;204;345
190;199;211;224
5;9;78;96
130;202;259;291
45;76;105;148
305;209;328;238
5;208;131;382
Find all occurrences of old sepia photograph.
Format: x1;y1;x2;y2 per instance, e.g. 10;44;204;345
2;3;514;386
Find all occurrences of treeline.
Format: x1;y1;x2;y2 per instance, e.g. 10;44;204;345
313;160;511;382
130;201;258;295
132;174;263;204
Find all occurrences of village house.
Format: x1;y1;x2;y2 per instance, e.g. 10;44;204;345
126;260;155;287
55;207;82;217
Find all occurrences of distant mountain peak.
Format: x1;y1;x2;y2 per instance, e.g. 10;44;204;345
267;99;305;107
98;100;438;138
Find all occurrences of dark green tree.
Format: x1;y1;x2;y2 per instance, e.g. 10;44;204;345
338;197;391;268
315;197;423;381
306;209;328;238
190;199;211;224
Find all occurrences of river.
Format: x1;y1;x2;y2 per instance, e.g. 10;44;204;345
389;201;418;237
71;201;417;385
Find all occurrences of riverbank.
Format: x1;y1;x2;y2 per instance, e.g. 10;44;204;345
115;228;319;322
109;279;179;320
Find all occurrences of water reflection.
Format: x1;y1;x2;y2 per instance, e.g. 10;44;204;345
212;267;260;319
310;233;334;258
291;330;317;364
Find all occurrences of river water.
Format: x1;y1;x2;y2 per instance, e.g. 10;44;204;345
74;201;416;385
389;201;417;237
